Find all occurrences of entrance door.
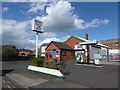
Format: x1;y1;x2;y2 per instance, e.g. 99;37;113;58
52;49;56;59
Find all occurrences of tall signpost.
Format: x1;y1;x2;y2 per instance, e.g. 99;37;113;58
32;19;43;58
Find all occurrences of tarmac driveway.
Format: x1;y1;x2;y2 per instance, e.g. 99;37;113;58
1;60;119;88
64;60;119;88
2;61;31;74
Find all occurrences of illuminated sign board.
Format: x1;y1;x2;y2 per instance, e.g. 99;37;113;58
32;19;43;33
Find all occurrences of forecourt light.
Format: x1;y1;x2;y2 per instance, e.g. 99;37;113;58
32;19;43;58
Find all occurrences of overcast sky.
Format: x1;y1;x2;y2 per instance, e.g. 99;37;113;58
1;1;118;50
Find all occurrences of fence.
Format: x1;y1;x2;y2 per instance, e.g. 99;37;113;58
2;56;34;61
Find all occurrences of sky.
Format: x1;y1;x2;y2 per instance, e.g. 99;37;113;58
1;1;118;50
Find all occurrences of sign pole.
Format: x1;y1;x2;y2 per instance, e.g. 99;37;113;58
36;32;38;58
32;19;43;58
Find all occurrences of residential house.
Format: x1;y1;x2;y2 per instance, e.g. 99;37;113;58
40;43;49;57
18;49;33;56
45;41;75;61
33;48;41;56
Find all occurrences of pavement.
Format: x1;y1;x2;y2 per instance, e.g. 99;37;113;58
1;60;119;88
5;73;48;88
101;61;120;65
2;75;22;89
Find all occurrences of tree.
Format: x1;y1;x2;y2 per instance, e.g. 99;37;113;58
2;48;18;56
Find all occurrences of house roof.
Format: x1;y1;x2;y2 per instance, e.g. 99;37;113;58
65;35;89;42
18;49;33;52
40;43;49;47
45;41;74;50
100;38;120;44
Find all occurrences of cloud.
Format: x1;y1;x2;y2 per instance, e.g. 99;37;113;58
83;19;110;28
27;2;45;13
40;37;59;45
1;18;70;50
40;35;70;45
60;35;70;41
1;19;36;50
39;32;56;38
101;19;110;24
40;1;75;31
2;7;9;12
33;1;110;32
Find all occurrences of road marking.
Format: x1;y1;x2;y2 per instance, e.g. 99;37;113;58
7;85;13;90
7;80;11;84
3;80;6;83
12;86;15;88
6;80;14;89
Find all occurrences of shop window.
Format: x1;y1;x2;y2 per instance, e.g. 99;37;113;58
62;50;66;56
52;48;56;51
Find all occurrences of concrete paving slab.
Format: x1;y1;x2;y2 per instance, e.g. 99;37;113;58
30;80;89;88
6;73;48;88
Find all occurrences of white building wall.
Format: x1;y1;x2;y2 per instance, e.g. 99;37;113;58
41;46;47;53
41;46;47;57
109;49;120;54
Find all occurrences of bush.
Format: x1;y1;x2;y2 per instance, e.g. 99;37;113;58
43;60;54;67
2;48;18;56
31;56;45;67
48;67;59;70
57;60;67;74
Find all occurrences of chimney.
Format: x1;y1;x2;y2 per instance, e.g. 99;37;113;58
85;34;88;40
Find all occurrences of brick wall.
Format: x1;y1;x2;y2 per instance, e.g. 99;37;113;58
46;43;61;61
100;38;120;49
61;50;75;60
19;51;31;56
103;42;120;49
65;36;85;48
